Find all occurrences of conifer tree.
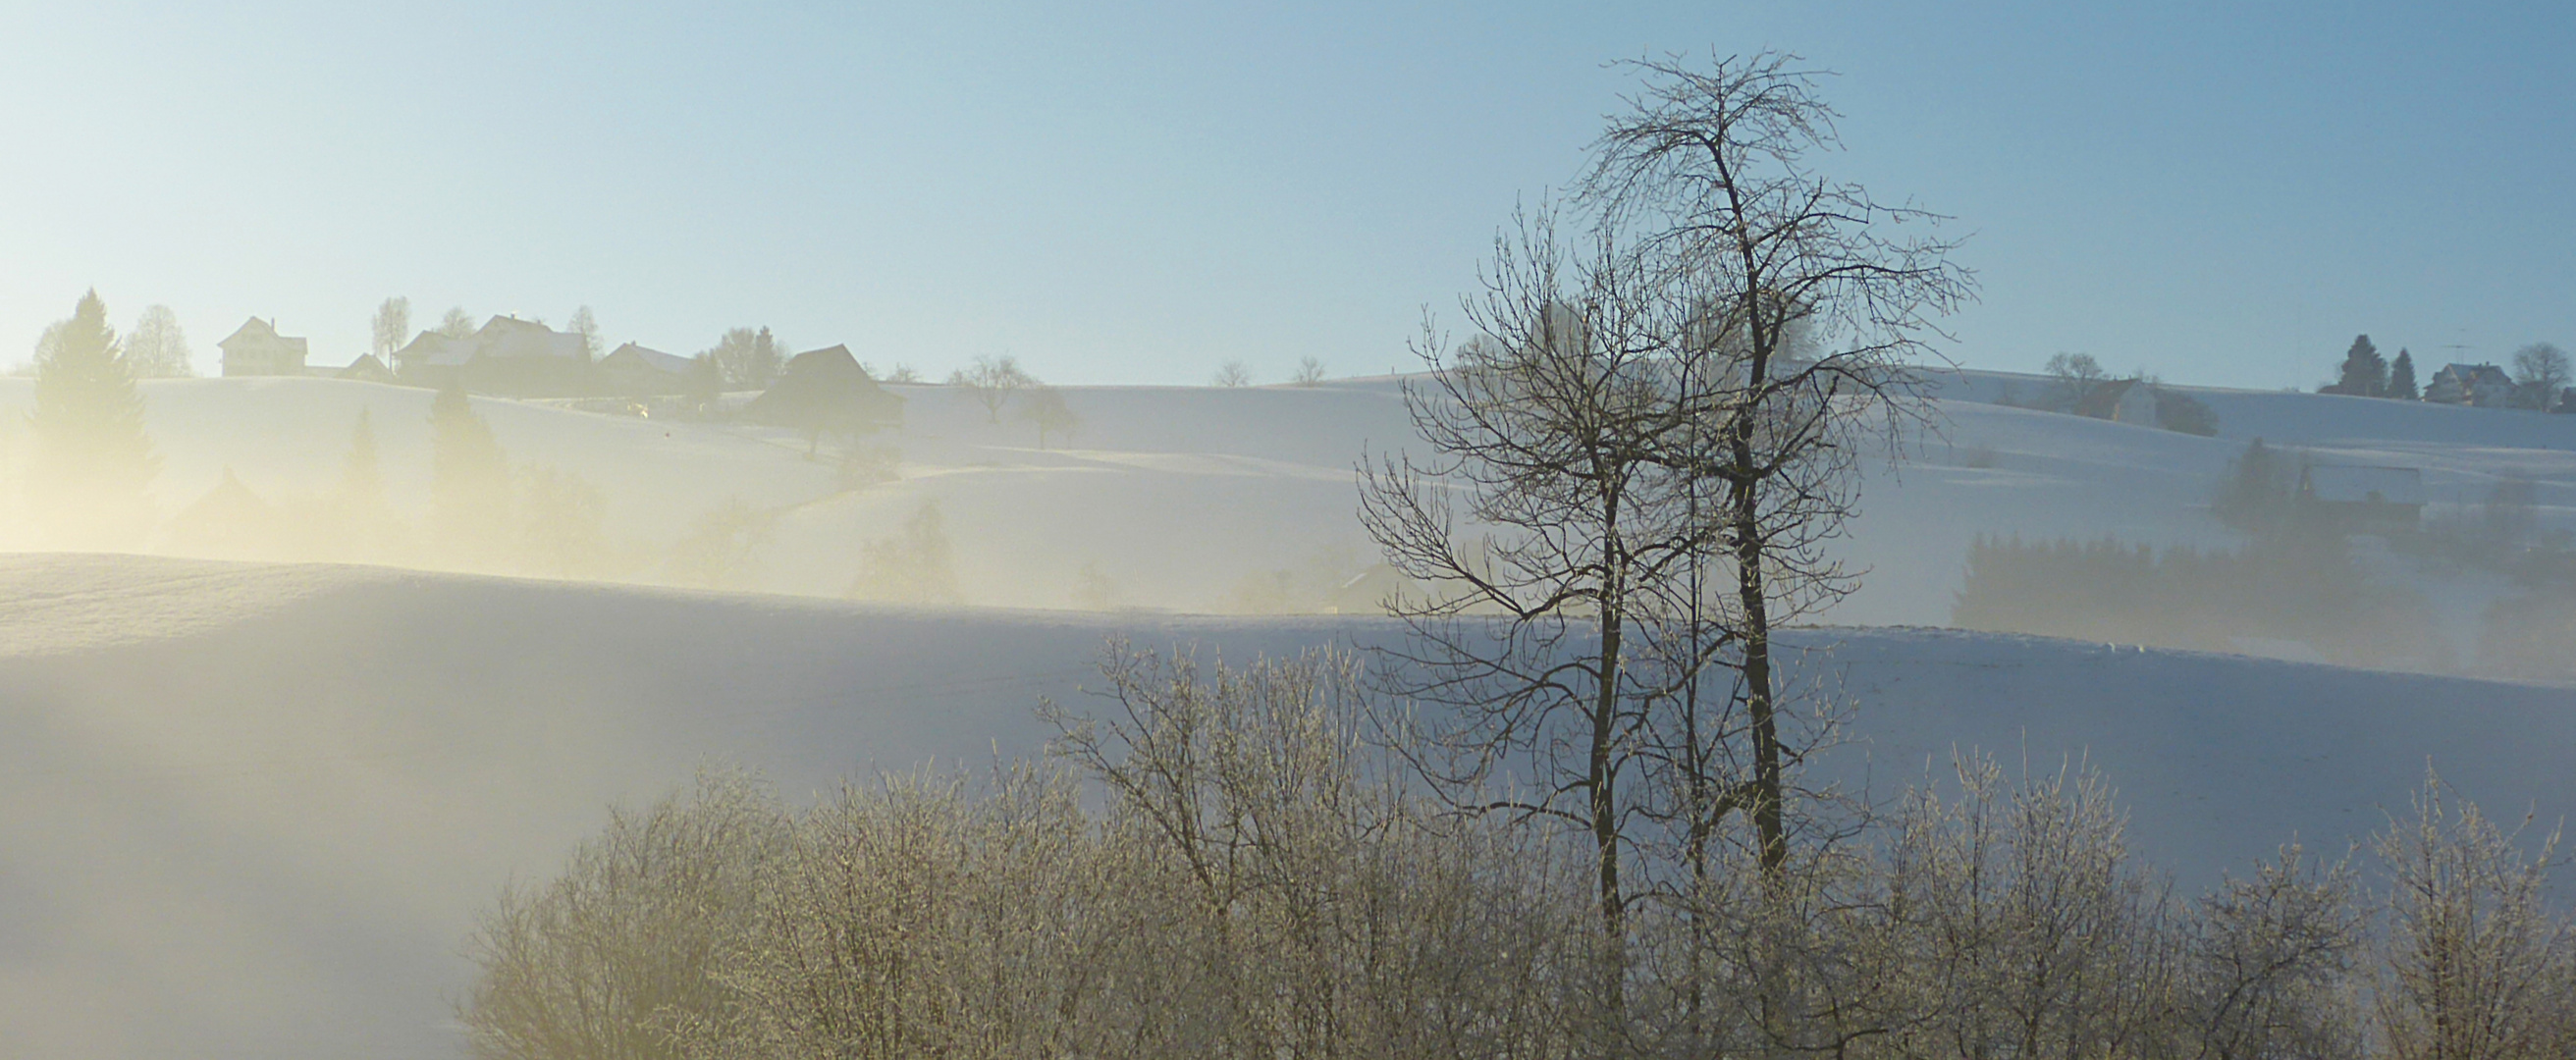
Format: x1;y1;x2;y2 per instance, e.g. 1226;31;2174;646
2388;348;2419;400
2332;335;2386;397
428;381;512;567
27;290;159;544
333;407;402;561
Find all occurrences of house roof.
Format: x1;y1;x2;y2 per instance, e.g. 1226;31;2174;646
217;317;306;355
2300;464;2427;506
2439;363;2513;387
474;316;587;360
394;333;482;368
601;343;693;375
334;353;396;381
738;344;903;430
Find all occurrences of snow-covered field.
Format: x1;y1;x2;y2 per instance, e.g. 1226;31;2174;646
0;554;2569;1059
0;372;2571;1057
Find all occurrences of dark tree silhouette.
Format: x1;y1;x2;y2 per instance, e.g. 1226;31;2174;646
28;290;159;544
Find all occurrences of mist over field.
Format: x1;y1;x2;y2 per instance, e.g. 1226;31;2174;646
8;7;2576;1059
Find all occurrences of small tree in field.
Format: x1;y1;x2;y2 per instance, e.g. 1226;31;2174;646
1292;355;1327;386
1212;360;1254;387
949;355;1033;424
123;304;192;378
2510;343;2570;411
1019;385;1080;449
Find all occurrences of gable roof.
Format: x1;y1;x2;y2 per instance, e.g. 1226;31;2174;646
2439;362;2513;386
394;332;481;368
738;344;903;431
474;316;587;360
601;343;693;375
335;353;397;382
217;317;306;355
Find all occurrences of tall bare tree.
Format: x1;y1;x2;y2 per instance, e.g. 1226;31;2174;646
1583;51;1972;874
372;297;411;362
567;305;601;362
1360;206;1701;964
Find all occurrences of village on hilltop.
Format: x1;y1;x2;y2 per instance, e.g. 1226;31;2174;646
214;311;904;436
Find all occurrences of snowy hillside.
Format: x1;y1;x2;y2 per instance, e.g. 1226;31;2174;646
0;555;2568;1059
0;369;2566;650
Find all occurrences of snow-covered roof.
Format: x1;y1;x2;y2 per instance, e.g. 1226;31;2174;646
2301;463;2426;505
474;316;586;360
216;316;306;355
396;333;481;367
2439;362;2512;386
601;343;692;375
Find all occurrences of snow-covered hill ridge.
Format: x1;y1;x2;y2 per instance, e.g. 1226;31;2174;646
0;554;2566;1059
0;367;2566;647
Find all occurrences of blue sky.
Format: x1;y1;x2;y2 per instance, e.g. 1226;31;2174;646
2;1;2569;388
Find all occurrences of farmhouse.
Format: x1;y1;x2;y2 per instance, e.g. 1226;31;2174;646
2424;362;2514;407
217;318;309;377
598;343;695;396
739;344;904;451
390;316;592;396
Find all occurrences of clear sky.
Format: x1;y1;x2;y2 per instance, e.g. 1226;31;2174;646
3;1;2569;389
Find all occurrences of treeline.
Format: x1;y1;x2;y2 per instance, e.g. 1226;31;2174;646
2323;334;2573;411
464;647;2576;1060
1952;534;2441;668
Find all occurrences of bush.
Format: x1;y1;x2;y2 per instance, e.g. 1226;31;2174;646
465;653;2571;1060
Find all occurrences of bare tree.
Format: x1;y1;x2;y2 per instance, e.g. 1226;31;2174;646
1360;205;1701;967
1583;50;1972;874
2509;343;2569;411
1018;385;1080;449
438;305;477;339
2043;351;2110;412
948;355;1033;423
1213;360;1254;387
372;297;411;361
567;305;601;362
1292;355;1328;386
119;304;192;378
2372;769;2573;1060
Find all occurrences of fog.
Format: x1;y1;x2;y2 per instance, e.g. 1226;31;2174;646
10;21;2576;1056
1;345;2571;1054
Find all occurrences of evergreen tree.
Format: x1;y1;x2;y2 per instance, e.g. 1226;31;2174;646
331;407;403;562
2331;335;2386;397
2388;348;2419;400
2214;437;2294;532
27;290;159;544
341;407;384;501
428;381;512;567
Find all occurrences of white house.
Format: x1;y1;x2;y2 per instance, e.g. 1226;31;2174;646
217;318;308;377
